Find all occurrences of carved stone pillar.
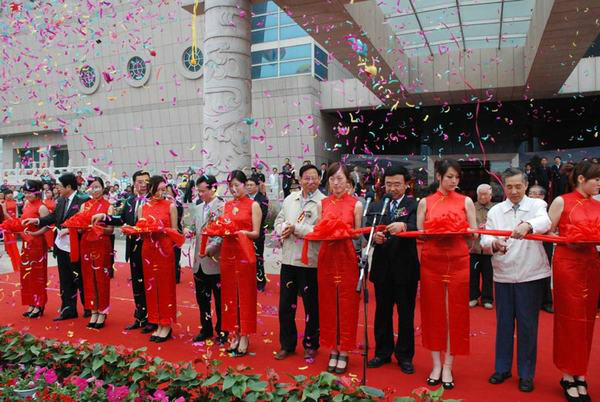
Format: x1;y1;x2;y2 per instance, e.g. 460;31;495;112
203;0;252;181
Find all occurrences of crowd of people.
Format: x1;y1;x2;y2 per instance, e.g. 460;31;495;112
0;157;599;402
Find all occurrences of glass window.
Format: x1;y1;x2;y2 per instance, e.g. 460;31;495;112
251;28;278;43
182;46;203;73
280;25;307;40
252;49;278;65
314;45;328;66
79;65;96;88
388;14;421;32
252;14;278;30
460;3;501;23
252;63;278;79
279;13;295;26
502;0;534;19
463;23;500;38
419;7;459;28
315;61;328;80
127;56;146;81
251;1;278;15
280;44;311;61
280;60;311;76
502;21;530;35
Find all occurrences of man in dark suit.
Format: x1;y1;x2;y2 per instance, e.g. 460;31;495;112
365;166;420;374
91;170;156;333
25;172;89;320
247;176;269;291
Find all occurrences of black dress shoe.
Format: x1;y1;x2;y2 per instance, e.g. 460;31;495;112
489;372;512;384
519;378;534;392
141;324;158;334
398;360;415;374
542;304;554;314
192;333;212;343
274;350;294;360
367;356;391;368
83;309;92;318
125;321;144;330
53;312;78;321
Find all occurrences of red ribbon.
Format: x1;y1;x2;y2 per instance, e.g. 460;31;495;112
122;220;185;248
200;216;256;265
301;217;360;265
0;218;33;271
62;212;107;262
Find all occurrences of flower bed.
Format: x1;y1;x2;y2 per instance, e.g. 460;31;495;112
0;327;460;402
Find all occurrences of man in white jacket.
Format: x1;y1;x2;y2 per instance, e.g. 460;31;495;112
480;168;551;393
273;164;325;361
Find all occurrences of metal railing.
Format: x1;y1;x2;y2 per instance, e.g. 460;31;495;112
1;161;112;186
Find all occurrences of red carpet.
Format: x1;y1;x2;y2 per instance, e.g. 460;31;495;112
0;263;598;402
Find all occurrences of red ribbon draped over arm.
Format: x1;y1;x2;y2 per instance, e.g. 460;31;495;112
200;217;256;265
0;218;26;272
62;213;93;262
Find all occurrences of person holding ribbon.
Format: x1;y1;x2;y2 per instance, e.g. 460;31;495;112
316;162;363;374
217;170;262;357
17;180;50;318
416;159;477;390
72;177;114;329
137;175;180;342
547;161;600;402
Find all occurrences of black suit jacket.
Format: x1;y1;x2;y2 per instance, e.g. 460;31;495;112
103;194;142;261
252;192;269;239
39;192;89;228
366;195;419;284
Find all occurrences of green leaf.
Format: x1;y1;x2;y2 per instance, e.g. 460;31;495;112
232;383;246;399
394;398;416;402
202;373;222;387
132;371;144;383
293;374;307;383
30;345;41;356
92;358;104;372
359;386;385;398
223;375;236;390
248;380;267;392
429;386;444;399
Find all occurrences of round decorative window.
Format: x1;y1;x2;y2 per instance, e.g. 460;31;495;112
183;46;203;73
127;56;147;81
77;64;100;94
79;65;96;88
125;54;151;87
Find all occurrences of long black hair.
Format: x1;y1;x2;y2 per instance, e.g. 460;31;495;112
148;175;166;197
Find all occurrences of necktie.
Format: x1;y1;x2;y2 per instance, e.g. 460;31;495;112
62;197;72;220
390;200;398;217
512;203;520;215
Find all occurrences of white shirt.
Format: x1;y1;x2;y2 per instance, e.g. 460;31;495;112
55;191;78;252
480;195;552;283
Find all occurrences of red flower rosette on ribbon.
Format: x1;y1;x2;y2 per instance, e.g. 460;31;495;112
565;219;600;244
200;216;256;265
0;217;27;271
62;211;106;262
423;212;470;235
301;217;358;265
121;219;185;248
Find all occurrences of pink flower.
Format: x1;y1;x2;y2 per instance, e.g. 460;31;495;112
69;376;88;392
34;366;47;381
107;385;129;402
43;369;58;385
151;390;169;402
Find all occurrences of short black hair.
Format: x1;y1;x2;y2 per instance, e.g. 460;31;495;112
227;170;247;184
435;159;461;178
247;176;260;185
196;174;217;189
299;164;319;178
383;166;410;181
58;173;78;190
2;189;12;196
88;176;105;188
132;170;150;182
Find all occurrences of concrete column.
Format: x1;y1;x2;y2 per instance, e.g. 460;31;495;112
202;0;252;182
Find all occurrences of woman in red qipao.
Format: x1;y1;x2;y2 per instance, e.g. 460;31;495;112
2;190;18;218
139;176;179;343
78;177;114;329
318;162;363;374
219;170;262;357
20;180;51;318
416;159;477;390
548;161;600;402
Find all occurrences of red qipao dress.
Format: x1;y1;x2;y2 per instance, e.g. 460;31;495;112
20;199;48;307
220;196;257;335
553;191;600;375
317;193;360;351
140;199;177;326
78;198;112;312
420;190;470;355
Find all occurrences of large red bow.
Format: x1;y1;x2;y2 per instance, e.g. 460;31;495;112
301;217;358;265
565;219;600;243
121;219;185;248
62;212;106;262
200;216;256;265
423;212;470;234
0;218;27;271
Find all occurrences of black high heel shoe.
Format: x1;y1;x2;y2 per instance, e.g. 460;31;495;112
154;329;172;343
560;379;581;402
442;368;455;390
93;314;107;329
227;340;240;353
327;352;339;373
426;374;442;386
28;307;44;318
574;379;591;402
23;307;34;317
232;339;249;358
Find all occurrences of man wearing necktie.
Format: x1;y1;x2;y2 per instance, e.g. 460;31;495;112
481;168;551;393
365;166;419;374
26;173;89;320
91;170;156;333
